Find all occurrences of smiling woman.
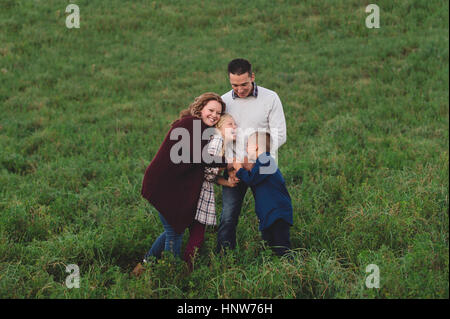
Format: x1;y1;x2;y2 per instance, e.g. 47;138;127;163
176;92;225;126
135;92;229;275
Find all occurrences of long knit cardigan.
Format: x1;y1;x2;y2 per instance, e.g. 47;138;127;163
141;115;227;234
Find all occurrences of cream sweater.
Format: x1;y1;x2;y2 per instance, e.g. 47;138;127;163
222;85;287;161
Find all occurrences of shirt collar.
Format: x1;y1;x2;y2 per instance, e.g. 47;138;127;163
232;82;258;99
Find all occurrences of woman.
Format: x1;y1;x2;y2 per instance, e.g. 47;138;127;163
133;93;229;275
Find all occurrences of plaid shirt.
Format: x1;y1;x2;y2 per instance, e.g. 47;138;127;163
194;134;223;225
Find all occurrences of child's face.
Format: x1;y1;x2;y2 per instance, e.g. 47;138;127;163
219;118;237;141
200;100;222;127
247;140;258;161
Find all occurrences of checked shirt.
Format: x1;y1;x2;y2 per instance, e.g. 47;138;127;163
194;134;223;226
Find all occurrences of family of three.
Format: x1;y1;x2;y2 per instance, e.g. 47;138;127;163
133;59;293;276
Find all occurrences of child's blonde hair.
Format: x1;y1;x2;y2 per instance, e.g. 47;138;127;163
214;113;234;156
215;113;233;131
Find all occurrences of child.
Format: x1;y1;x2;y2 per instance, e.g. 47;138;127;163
233;131;293;257
183;113;239;270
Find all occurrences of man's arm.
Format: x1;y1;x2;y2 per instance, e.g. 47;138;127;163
268;93;287;153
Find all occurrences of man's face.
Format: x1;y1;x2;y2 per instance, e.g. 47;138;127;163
229;72;255;98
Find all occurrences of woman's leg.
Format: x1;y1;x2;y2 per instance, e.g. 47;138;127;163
144;231;166;260
159;213;183;258
144;213;183;260
184;220;206;270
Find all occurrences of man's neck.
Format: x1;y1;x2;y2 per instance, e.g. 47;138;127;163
246;83;255;97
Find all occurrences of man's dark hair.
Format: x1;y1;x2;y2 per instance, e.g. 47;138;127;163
228;58;252;76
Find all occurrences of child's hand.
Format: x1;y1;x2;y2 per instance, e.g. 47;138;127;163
226;177;239;188
228;169;240;182
243;162;255;171
233;161;243;171
226;157;236;171
242;156;254;171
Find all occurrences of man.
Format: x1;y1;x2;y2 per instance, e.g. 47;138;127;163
216;58;287;253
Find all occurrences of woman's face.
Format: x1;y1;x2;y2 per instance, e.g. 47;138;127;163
200;100;222;127
220;118;237;141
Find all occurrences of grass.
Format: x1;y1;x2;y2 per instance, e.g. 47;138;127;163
0;0;448;298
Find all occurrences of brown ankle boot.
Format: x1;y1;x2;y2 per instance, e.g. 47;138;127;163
131;263;145;277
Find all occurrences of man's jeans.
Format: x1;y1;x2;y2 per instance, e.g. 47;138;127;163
145;213;183;260
216;181;248;252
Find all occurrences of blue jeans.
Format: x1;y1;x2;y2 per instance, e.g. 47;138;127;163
145;213;183;260
216;181;248;252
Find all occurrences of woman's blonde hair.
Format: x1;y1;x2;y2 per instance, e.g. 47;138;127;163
176;92;226;123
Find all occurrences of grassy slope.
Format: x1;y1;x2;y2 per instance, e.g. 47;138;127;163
0;0;448;298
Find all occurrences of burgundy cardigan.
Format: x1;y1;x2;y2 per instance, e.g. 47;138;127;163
141;115;227;234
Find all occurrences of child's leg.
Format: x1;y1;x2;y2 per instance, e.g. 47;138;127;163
184;220;206;270
262;219;291;257
270;219;291;256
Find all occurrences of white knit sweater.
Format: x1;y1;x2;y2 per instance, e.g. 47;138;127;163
221;85;287;161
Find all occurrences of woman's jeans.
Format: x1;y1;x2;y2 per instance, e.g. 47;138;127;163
145;213;183;260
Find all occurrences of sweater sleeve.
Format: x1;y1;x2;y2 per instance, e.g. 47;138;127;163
268;92;287;153
236;161;270;186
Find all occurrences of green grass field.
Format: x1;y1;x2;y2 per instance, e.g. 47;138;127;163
0;0;448;298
